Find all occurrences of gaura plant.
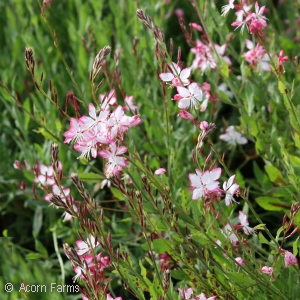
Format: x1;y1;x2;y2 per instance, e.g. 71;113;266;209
3;1;300;299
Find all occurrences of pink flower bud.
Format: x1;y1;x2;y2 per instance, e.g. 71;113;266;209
174;9;184;19
200;121;209;131
154;168;166;175
173;94;182;101
190;22;203;32
177;110;195;120
261;266;274;275
235;257;245;266
13;160;23;170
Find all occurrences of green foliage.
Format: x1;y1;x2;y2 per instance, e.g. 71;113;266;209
1;0;300;300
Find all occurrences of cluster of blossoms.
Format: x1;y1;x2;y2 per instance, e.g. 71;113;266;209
222;1;268;37
159;62;217;115
63;91;141;177
190;40;232;73
243;40;271;72
189;168;240;207
32;162;77;221
221;1;279;73
261;249;297;279
159;62;207;111
64;235;122;300
178;288;216;300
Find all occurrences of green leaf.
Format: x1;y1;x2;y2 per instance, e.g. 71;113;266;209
226;272;256;286
142;239;172;253
110;187;125;200
289;154;300;168
78;172;104;182
293;132;300;150
253;161;264;183
258;232;270;245
34;239;48;257
293;211;300;228
139;260;151;285
55;118;62;134
170;270;191;280
221;60;229;78
256;196;287;211
35;127;59;143
23;98;31;131
278;81;287;94
26;252;44;260
265;165;286;185
150;276;164;297
218;90;232;105
33;206;43;237
241;115;258;138
275;226;284;242
236;170;245;189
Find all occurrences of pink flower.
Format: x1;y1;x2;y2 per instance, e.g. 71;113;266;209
157;252;171;271
80;103;110;130
223;175;239;206
174;8;184;19
63;118;85;143
283;250;298;268
107;294;122;300
215;44;232;66
34;164;55;185
219;126;247;146
73;253;110;282
235;257;245;266
124;95;138;111
154;168;166;175
178;288;193;300
238;211;255;235
73;254;95;281
45;184;70;203
100;89;117;109
278;50;288;65
249;2;268;35
195;293;217;300
13;160;23;170
98;142;128;177
278;50;288;74
74;130;100;160
200;121;209;131
243;40;271;72
178;110;195;121
107;105;142;139
191;40;216;72
175;83;204;110
96;252;110;270
222;223;238;246
190;23;203;32
76;235;99;256
231;2;267;36
221;0;235;17
159;62;190;87
189;168;221;200
62;200;78;222
261;266;274;275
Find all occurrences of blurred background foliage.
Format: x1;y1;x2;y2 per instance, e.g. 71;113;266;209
1;0;300;299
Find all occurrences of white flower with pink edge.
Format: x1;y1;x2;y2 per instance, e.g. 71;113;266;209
159;62;190;87
189;168;221;200
223;174;239;206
